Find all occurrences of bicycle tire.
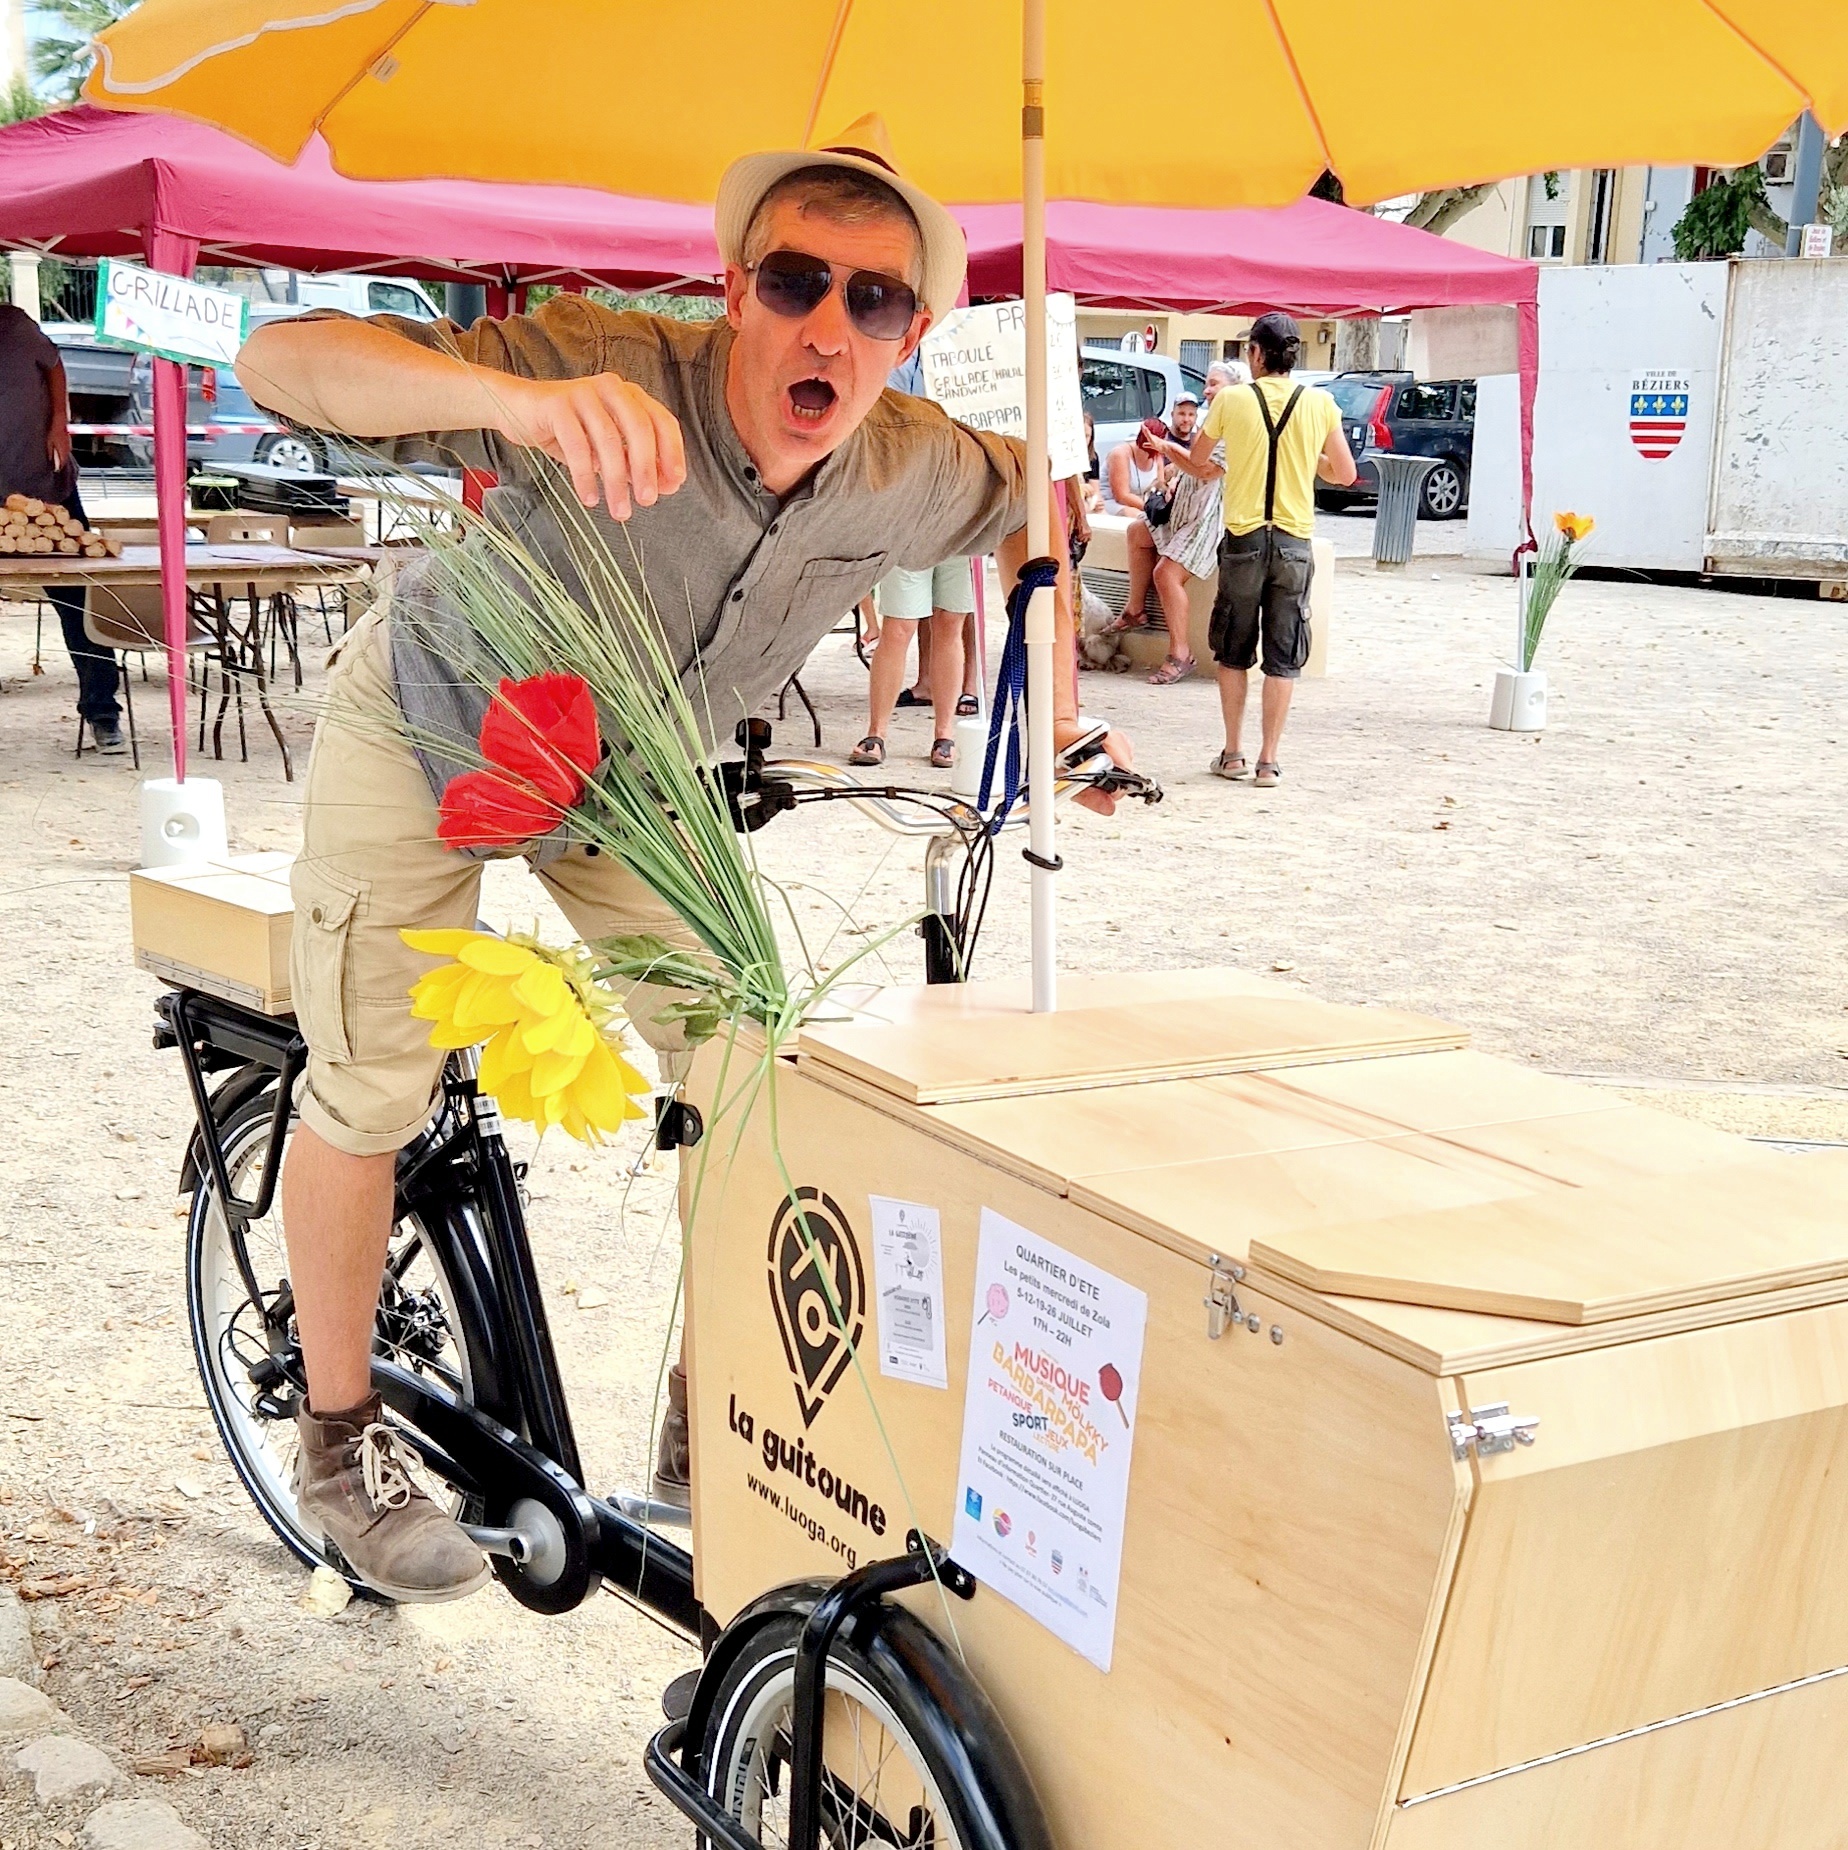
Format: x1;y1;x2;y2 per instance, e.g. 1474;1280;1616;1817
185;1082;489;1586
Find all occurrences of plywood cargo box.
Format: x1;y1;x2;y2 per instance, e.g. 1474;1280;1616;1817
683;970;1848;1850
130;851;295;1013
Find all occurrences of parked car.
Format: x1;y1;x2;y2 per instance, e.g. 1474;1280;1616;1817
246;272;445;328
1320;371;1478;519
1081;344;1208;473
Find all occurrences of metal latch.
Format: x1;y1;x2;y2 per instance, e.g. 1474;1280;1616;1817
1205;1257;1244;1339
1448;1402;1539;1460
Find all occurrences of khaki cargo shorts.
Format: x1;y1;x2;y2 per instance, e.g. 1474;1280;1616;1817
292;605;704;1157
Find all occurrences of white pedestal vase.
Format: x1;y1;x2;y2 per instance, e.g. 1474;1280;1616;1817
1489;556;1549;732
1488;668;1548;731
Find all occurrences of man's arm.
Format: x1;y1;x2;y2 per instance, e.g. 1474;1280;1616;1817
236;316;685;520
45;357;70;475
1317;419;1357;487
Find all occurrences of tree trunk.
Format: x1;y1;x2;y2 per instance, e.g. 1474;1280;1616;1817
1403;182;1496;235
1334;318;1380;373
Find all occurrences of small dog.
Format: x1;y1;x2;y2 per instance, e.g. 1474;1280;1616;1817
1079;584;1133;672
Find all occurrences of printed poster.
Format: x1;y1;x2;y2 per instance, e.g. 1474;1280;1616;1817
868;1195;949;1389
919;293;1089;482
950;1208;1148;1672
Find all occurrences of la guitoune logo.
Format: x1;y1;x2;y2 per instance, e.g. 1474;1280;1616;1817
767;1187;866;1429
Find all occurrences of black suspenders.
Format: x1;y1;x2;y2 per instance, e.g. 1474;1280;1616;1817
1251;382;1306;526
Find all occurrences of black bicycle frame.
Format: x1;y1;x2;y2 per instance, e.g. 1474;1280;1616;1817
157;986;701;1633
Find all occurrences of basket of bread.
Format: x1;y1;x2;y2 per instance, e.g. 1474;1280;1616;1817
0;495;121;560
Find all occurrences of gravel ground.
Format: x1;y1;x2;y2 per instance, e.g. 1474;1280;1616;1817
1;518;1843;1847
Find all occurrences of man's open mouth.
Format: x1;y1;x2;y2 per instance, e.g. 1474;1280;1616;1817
787;378;838;425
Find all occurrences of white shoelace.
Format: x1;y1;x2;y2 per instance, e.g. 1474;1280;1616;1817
358;1422;422;1513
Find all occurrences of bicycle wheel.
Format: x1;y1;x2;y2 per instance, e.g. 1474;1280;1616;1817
701;1615;972;1850
186;1082;485;1583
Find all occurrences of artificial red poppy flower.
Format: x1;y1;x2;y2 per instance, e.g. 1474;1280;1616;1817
478;674;601;808
437;768;567;849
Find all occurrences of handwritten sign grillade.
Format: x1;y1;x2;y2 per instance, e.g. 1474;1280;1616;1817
919;294;1088;482
94;260;249;370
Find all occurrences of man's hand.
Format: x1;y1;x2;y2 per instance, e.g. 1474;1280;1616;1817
490;373;687;521
1058;717;1134;818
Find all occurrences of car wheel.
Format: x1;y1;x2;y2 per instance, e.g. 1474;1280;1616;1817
256;431;327;473
1420;461;1466;520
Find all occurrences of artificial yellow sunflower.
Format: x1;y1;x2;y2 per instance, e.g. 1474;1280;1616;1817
1554;510;1596;544
400;928;650;1143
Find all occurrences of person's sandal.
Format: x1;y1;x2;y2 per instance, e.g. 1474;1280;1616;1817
955;693;980;717
1254;761;1282;787
894;688;930;709
930;737;955;770
1210;752;1250;781
1102;610;1147;636
848;735;886;766
1148;656;1195;686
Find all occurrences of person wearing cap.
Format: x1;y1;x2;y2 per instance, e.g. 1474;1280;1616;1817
235;120;1131;1600
1169;312;1355;784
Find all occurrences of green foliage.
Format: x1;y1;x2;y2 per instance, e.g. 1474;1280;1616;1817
1672;165;1766;260
1;73;46;127
31;0;138;102
526;285;723;321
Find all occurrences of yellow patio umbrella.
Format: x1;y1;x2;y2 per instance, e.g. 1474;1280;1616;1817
86;0;1848;1010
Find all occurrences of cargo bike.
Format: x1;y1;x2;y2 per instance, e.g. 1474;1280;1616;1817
142;728;1848;1850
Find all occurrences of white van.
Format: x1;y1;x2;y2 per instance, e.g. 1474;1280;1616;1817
1082;344;1209;478
246;273;446;327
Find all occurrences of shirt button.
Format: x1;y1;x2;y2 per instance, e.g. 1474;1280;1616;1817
731;589;744;602
769;522;780;535
744;466;757;482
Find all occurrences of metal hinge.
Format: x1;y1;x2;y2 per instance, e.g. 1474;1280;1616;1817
1205;1256;1245;1339
1448;1402;1539;1460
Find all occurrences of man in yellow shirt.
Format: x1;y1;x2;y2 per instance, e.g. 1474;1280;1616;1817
1177;312;1355;785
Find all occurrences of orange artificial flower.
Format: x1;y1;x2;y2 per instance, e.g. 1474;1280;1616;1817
1553;511;1595;544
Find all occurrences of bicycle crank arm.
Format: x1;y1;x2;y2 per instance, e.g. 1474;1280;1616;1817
371;1357;602;1616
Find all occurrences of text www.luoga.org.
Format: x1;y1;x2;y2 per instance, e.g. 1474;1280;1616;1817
747;1472;858;1569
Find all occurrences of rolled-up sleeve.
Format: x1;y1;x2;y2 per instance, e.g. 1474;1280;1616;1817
267;295;610;476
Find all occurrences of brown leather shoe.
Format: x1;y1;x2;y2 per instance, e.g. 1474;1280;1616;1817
651;1364;691;1511
294;1394;490;1603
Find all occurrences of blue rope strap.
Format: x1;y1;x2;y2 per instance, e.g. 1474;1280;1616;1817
976;556;1061;835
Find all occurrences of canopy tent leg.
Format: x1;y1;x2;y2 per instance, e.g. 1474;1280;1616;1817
147;226;201;783
1021;0;1056;1014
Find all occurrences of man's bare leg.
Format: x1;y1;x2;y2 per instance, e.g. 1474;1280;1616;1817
909;618;933;703
1258;673;1295;768
281;1127;396;1412
927;606;965;748
859;615;920;754
1216;663;1249;760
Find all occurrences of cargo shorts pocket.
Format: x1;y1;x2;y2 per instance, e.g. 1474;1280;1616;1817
290;861;366;1066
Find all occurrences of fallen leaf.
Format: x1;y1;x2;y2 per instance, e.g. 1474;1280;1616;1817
196;1722;248;1765
1269;961;1295;974
174;1479;205;1500
124;1675;153;1691
575;1285;612;1311
17;1574;91;1600
134;1749;194;1779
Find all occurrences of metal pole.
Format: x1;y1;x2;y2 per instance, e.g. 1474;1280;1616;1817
1022;0;1057;1014
153;356;191;779
1784;112;1826;257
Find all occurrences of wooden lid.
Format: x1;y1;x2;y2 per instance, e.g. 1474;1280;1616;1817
1248;1150;1848;1324
797;980;1467;1105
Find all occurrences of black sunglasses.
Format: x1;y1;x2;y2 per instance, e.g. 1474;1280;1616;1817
748;248;919;341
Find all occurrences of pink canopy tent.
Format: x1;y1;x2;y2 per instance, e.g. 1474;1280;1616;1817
0;106;1538;782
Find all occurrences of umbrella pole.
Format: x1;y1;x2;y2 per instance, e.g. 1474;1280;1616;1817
1021;0;1057;1014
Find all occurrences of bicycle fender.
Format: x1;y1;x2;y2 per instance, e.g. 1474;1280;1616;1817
683;1579;1055;1850
177;1064;279;1197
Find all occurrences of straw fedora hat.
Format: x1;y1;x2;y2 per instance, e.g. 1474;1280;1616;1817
715;113;967;323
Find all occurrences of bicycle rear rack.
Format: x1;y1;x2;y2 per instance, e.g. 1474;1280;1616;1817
156;988;306;1230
